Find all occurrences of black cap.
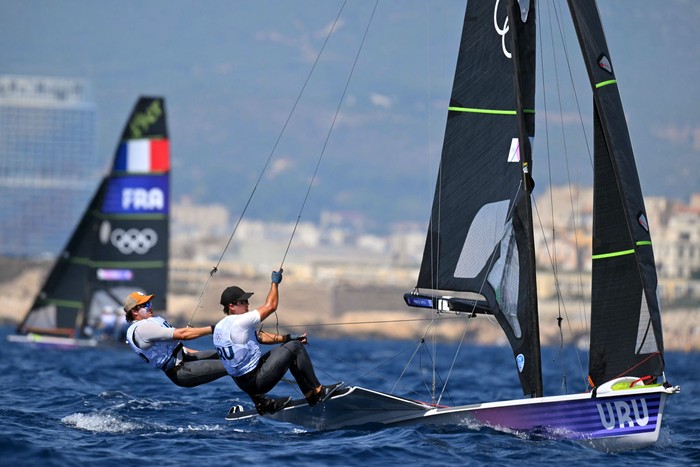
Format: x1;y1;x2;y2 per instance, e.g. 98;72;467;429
220;286;254;305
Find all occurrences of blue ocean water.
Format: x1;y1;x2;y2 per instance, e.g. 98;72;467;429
1;324;698;466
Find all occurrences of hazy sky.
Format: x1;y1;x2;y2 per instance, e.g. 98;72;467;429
2;0;699;227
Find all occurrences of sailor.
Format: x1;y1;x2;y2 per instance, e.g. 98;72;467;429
213;269;339;415
96;306;117;340
124;291;228;387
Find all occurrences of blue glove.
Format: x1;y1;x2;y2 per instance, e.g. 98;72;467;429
271;269;283;284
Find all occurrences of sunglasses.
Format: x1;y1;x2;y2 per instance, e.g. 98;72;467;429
136;301;152;310
234;300;248;305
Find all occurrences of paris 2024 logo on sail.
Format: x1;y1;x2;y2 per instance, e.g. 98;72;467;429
493;0;532;60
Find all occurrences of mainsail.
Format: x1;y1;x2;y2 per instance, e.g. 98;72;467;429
413;0;541;397
15;97;170;344
566;0;664;386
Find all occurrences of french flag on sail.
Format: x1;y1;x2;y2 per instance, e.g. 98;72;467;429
114;138;170;173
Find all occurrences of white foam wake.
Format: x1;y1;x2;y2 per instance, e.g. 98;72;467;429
61;412;143;433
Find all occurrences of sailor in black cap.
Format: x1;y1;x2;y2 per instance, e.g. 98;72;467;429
213;269;340;414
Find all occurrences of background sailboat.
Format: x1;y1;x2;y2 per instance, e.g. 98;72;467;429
225;0;679;451
8;97;170;349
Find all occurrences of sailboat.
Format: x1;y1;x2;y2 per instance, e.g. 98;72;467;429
225;0;679;450
8;97;170;349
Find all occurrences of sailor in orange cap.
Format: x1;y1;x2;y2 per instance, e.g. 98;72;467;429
124;291;227;387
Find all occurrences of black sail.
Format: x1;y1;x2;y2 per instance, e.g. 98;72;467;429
414;0;541;397
16;97;170;341
566;0;664;386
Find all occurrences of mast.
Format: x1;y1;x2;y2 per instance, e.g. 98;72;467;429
507;0;542;398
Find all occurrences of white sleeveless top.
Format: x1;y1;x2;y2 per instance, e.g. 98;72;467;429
126;316;180;370
213;310;261;377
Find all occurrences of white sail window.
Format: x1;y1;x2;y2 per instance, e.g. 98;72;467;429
636;292;659;354
454;199;510;278
487;220;522;338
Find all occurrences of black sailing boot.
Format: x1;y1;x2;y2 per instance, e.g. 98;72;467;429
307;382;344;406
254;395;293;415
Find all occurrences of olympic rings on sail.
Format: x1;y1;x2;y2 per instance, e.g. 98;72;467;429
110;228;158;254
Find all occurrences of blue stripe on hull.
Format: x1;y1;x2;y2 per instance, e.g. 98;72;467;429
472;393;662;439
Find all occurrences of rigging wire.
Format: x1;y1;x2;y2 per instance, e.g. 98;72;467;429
313;330;452;403
524;0;587;393
435;313;473;406
540;0;567;393
423;0;442;403
278;0;380;271
531;197;587;388
550;0;597;391
392;334;434;396
276;314;468;330
282;1;472;402
276;316;467;405
551;0;592;340
260;0;380;339
432;183;524;403
389;318;456;405
185;0;351;327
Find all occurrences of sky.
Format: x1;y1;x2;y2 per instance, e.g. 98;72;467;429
1;0;699;229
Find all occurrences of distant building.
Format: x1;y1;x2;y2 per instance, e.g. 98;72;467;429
655;198;700;280
0;75;98;257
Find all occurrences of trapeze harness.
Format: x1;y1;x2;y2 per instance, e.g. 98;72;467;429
125;316;184;375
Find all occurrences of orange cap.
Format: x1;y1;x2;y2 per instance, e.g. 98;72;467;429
123;291;155;313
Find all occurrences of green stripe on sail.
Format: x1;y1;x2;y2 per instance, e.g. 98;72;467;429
448;106;535;115
595;79;617;89
69;257;166;268
91;210;167;221
38;298;83;309
592;241;652;260
123;134;167;140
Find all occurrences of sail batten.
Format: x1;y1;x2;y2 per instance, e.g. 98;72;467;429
448;106;535;115
38;300;82;308
595;79;617;88
591;242;652;259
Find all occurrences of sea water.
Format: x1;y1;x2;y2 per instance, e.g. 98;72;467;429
0;324;698;466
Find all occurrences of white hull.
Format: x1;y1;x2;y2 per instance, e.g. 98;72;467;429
227;382;679;451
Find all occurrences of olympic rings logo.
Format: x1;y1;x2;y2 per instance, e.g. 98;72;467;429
110;228;158;255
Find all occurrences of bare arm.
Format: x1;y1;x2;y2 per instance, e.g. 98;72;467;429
257;330;308;345
256;282;279;322
133;322;213;349
172;325;213;341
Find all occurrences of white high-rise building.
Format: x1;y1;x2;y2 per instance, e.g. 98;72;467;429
0;75;98;258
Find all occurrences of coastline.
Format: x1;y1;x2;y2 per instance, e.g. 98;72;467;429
2;259;698;352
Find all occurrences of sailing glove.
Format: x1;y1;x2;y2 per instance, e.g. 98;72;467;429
271;269;283;284
284;334;304;343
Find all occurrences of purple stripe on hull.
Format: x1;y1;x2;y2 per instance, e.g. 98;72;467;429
472;393;661;439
